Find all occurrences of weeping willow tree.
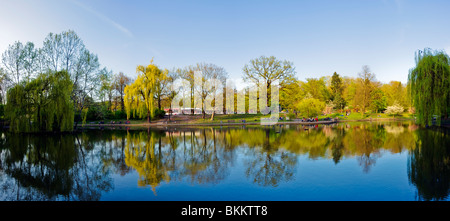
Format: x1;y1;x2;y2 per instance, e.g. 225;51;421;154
408;48;450;126
124;60;168;123
6;71;74;132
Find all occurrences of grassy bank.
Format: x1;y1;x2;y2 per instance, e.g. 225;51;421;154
77;112;415;128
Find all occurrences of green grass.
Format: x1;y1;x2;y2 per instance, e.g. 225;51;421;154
78;111;415;126
191;113;270;124
318;112;415;121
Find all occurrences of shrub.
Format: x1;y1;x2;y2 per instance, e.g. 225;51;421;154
153;109;166;119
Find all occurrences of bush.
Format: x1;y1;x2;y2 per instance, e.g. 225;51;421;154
153;109;166;119
287;113;296;120
86;105;105;121
113;110;127;119
0;104;4;120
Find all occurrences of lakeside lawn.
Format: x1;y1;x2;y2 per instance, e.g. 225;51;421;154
79;112;415;126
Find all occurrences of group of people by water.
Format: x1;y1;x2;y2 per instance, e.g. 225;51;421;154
300;117;333;122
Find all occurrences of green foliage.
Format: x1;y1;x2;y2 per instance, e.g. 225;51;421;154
330;72;343;97
287;112;296;120
0;104;4;120
124;60;168;122
280;79;303;112
408;48;450;126
153;108;166;119
6;71;74;132
295;95;326;118
370;89;387;113
300;77;330;102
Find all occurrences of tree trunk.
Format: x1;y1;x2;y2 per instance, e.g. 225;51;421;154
158;96;161;110
168;104;171;121
120;92;125;111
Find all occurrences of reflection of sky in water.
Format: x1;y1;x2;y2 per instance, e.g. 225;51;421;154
101;148;417;201
1;122;449;201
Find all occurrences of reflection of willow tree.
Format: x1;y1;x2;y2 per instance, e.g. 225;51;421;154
123;129;234;193
0;134;75;200
244;129;297;187
343;123;386;173
0;133;113;201
408;128;450;201
124;130;169;193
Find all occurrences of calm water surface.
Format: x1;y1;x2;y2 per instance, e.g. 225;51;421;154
0;121;449;201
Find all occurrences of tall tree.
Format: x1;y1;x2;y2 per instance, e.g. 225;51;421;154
370;87;387;113
99;68;115;111
72;48;101;126
381;81;407;108
124;60;167;123
355;65;376;116
60;30;84;73
301;77;330;102
243;55;295;106
1;41;25;85
164;71;180;121
113;72;131;111
42;32;63;72
178;66;196;115
280;78;303;113
408;48;450;126
0;68;9;104
22;42;39;82
193;63;228;119
330;72;346;110
342;76;357;110
5;71;74;132
330;72;343;96
154;68;170;110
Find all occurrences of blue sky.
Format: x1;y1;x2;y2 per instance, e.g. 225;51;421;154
1;0;449;87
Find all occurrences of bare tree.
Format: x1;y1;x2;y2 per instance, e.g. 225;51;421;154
164;70;180;121
113;72;131;111
1;41;25;85
72;48;101;127
42;32;63;72
194;63;228;119
243;55;295;107
61;30;84;73
355;65;376;117
22;42;39;82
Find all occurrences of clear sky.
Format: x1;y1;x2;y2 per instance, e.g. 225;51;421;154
1;0;450;88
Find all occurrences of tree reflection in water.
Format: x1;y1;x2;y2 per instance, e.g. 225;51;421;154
0;121;449;201
0;133;113;200
408;127;450;201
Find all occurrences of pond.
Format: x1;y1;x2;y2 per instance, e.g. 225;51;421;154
0;121;449;201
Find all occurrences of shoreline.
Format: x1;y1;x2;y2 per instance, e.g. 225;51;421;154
78;118;415;128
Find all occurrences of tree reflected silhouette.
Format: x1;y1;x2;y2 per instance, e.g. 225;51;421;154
408;128;450;201
0;121;448;201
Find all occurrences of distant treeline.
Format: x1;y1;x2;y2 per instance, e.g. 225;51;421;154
1;30;448;131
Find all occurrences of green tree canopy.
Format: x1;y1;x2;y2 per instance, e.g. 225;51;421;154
330;72;346;110
408;48;450;126
124;60;168;122
295;94;325;118
6;70;74;132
